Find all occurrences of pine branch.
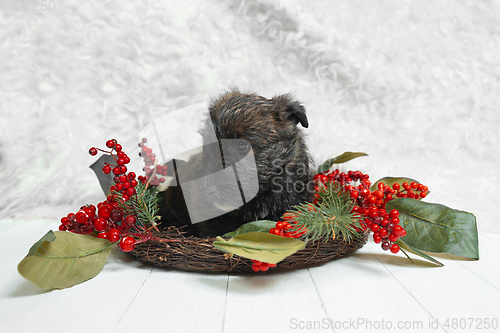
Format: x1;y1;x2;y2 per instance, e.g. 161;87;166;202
112;182;161;227
289;182;363;243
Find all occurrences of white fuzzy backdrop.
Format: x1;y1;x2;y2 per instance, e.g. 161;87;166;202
1;0;499;234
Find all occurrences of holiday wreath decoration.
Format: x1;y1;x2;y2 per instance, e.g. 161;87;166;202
17;139;478;289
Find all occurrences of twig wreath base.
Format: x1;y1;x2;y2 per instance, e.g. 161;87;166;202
130;226;370;273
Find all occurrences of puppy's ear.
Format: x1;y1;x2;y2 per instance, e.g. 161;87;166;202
272;94;309;128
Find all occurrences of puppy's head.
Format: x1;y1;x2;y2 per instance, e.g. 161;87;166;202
195;90;309;211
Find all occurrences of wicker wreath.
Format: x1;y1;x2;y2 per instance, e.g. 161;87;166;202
130;226;370;273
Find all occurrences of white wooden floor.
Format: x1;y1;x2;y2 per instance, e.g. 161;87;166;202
1;217;499;333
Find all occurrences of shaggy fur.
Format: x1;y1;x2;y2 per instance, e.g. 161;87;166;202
158;90;312;237
0;0;499;234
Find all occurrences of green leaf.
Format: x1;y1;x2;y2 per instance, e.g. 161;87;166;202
223;220;276;238
386;198;479;260
27;230;56;256
213;232;306;264
18;231;115;289
396;238;444;267
317;152;368;174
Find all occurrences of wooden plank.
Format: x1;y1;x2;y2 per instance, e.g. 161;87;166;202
366;240;500;332
0;219;56;270
223;269;331;332
0;248;154;332
307;244;445;333
444;235;500;290
114;269;228;332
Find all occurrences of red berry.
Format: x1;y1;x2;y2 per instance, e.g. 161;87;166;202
390;243;400;254
115;183;123;191
373;233;382;244
115;144;122;151
119;236;136;252
360;189;370;197
392;183;400;191
126;188;135;196
131;180;138;187
377;182;385;191
102;165;112;174
410;182;418;189
420;192;427;198
94;218;107;231
120;165;127;174
118;175;127;183
390;217;400;225
97;232;108;239
59;225;67;231
259;263;269;272
123;215;136;225
392;225;403;236
61;217;70;226
381;241;391;251
97;205;112;219
389;233;399;242
113;167;121;175
389;209;399;218
107;228;120;242
276;221;285;230
83;206;95;219
75;210;88;224
379;228;389;238
89;147;98;156
350;190;359;199
128;172;136;180
110;210;123;223
106;140;115;148
370;224;380;233
251;264;260;272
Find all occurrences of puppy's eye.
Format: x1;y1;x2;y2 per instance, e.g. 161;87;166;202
237;140;250;152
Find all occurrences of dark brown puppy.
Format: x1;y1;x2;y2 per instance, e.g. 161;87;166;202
157;90;313;238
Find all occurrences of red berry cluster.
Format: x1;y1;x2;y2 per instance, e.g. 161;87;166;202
137;138;168;186
251;260;277;272
269;214;307;239
89;139;138;202
313;169;427;255
58;198;138;252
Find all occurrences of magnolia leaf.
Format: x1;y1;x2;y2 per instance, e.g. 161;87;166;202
27;230;56;256
89;154;116;196
396;238;444;267
317;152;368;174
386;198;479;260
223;220;276;238
371;177;427;200
18;231;115;289
213;232;306;264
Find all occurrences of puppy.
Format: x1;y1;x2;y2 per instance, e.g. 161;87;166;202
157;90;313;238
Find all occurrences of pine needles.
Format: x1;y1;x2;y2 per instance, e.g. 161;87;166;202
289;182;363;243
112;182;161;227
